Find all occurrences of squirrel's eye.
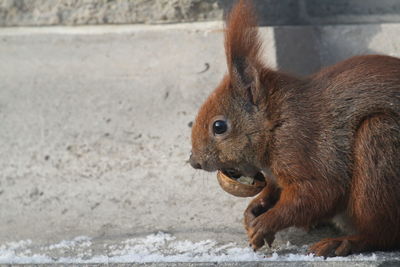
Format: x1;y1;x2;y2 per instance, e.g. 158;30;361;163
213;120;228;135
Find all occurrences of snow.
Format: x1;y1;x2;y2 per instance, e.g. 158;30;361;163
0;232;378;264
47;236;91;250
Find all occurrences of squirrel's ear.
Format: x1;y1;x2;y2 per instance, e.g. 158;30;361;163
225;0;265;108
230;58;264;108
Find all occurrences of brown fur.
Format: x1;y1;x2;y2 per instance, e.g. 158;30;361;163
189;0;400;257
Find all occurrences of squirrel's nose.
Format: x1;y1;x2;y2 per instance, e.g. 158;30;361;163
189;153;202;169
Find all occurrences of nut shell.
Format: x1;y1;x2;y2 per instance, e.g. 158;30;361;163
216;171;266;197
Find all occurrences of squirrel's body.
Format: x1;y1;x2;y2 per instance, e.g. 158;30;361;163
189;0;400;256
271;55;400;247
272;55;400;187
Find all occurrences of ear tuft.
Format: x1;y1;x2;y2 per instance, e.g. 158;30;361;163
224;0;262;77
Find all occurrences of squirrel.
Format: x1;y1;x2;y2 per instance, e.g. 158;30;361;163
189;0;400;257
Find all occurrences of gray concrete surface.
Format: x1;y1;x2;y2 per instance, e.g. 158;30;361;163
0;21;243;244
1;22;400;264
2;0;400;27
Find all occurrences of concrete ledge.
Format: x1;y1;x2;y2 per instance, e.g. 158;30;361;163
111;261;400;267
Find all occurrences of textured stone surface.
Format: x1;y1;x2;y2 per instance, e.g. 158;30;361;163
0;0;223;26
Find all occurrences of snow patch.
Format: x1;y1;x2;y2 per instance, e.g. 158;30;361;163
47;236;92;250
0;239;52;264
0;232;379;264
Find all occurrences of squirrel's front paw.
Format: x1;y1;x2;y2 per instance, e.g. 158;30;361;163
244;198;272;231
247;213;276;250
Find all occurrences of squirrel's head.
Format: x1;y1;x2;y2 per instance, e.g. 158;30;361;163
189;0;275;177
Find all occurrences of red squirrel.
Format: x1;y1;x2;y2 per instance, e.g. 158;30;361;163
189;0;400;257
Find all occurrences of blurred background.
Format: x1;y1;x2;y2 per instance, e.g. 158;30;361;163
1;0;400;262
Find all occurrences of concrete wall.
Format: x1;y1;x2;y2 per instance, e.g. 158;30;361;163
275;23;400;75
2;0;400;27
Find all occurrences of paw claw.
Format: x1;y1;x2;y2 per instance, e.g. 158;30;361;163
309;237;354;258
334;239;351;256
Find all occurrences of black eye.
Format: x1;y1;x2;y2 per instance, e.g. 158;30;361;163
213;120;228;135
